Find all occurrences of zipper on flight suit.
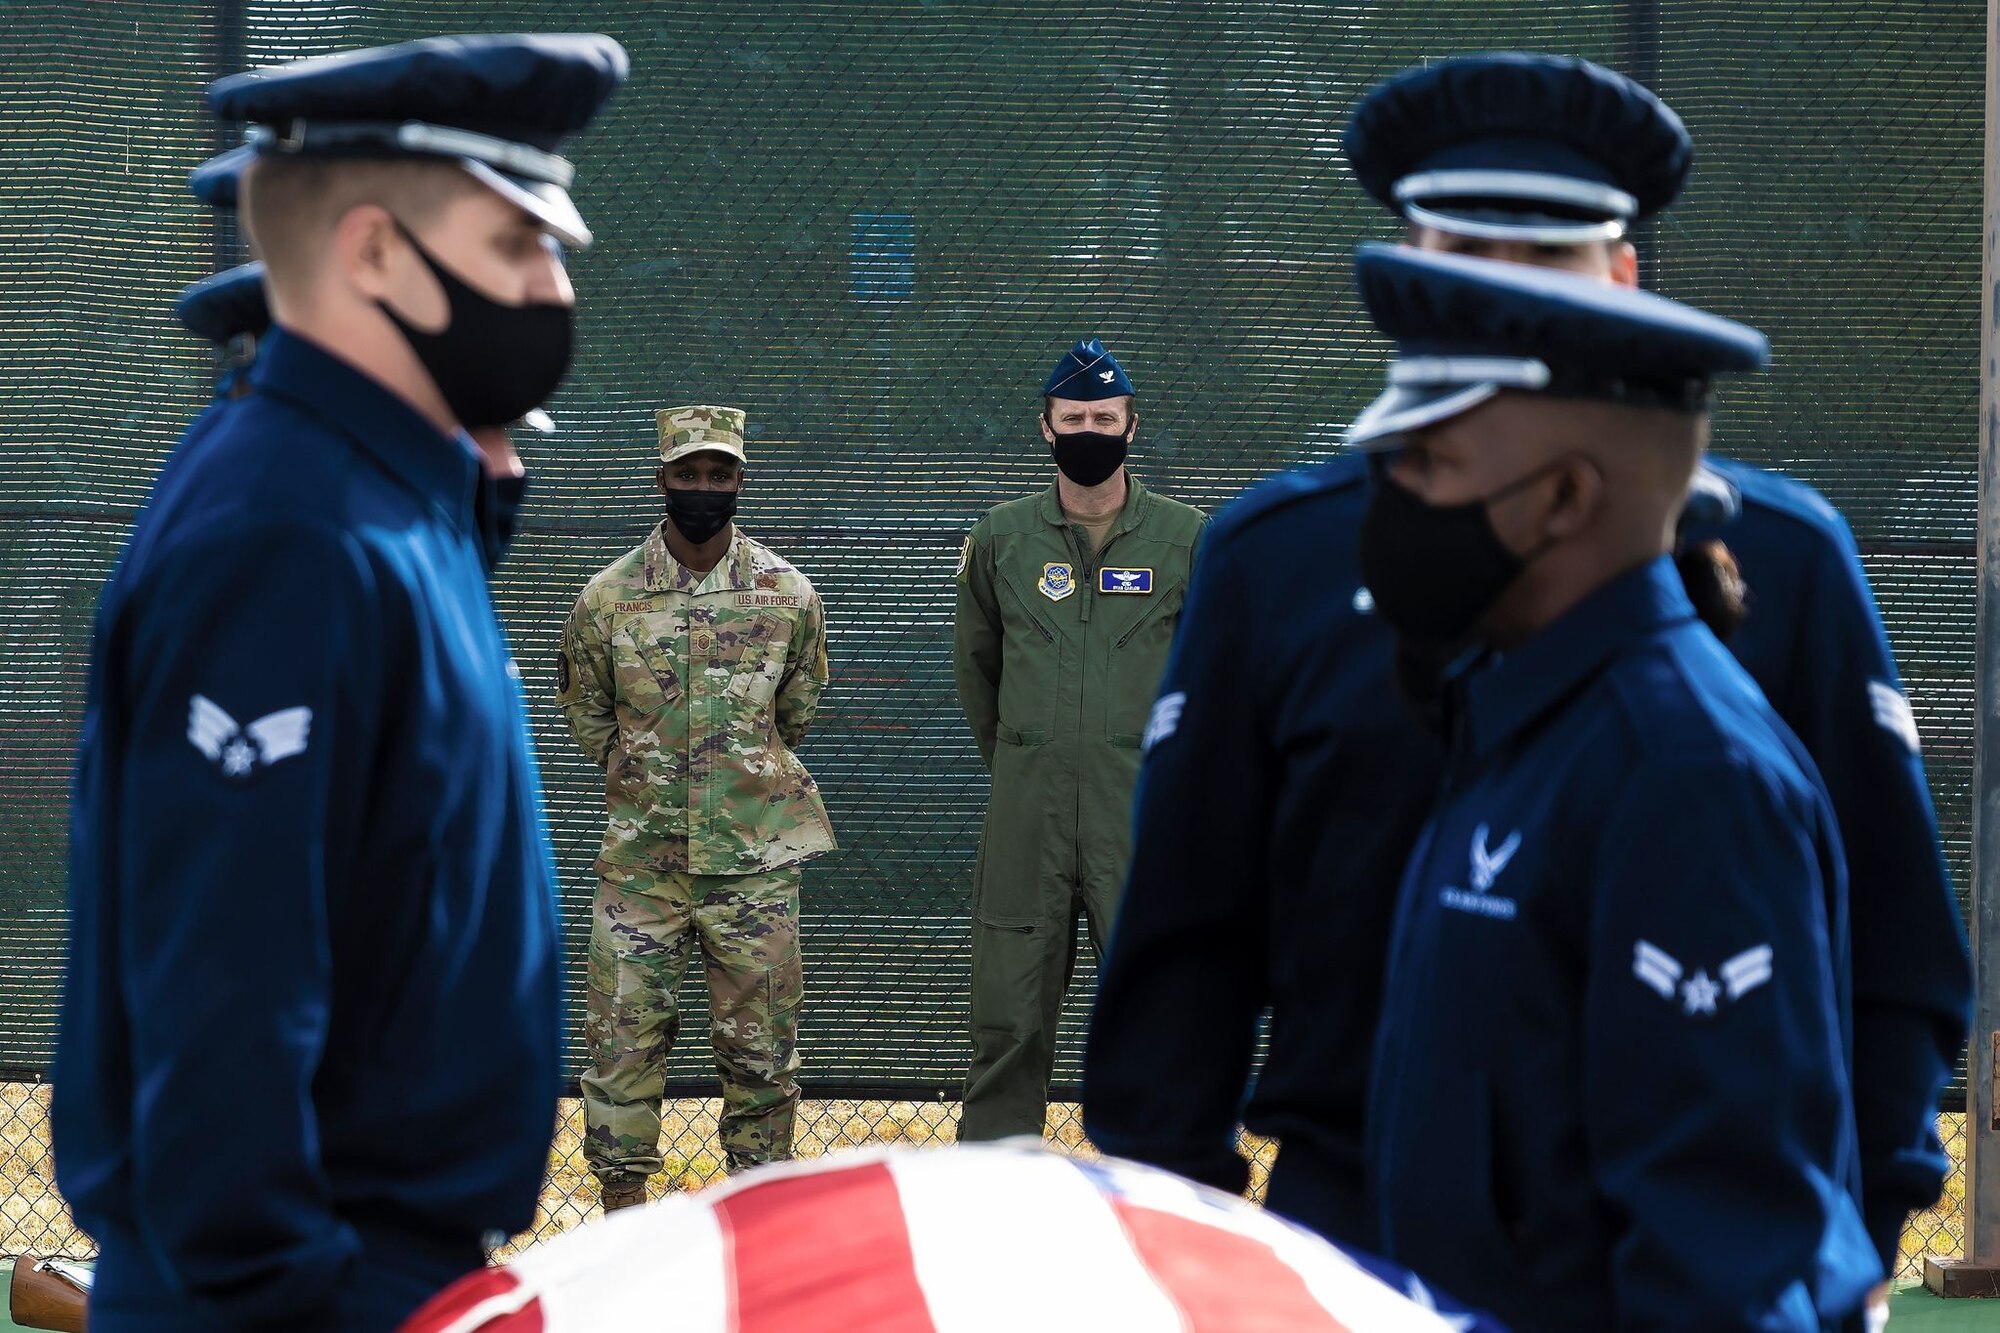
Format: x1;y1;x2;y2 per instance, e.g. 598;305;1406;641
1065;524;1095;625
1062;522;1097;882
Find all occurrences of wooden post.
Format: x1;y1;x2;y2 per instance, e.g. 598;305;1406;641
1926;0;2000;1299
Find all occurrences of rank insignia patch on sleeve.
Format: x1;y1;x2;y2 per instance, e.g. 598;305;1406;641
186;694;312;781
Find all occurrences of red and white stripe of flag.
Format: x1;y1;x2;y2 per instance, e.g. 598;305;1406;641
402;1144;1458;1333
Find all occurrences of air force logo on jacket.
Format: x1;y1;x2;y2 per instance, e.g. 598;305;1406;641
1368;559;1879;1330
1438;824;1521;919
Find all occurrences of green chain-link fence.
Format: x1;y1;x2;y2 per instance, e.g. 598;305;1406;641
0;0;1981;1279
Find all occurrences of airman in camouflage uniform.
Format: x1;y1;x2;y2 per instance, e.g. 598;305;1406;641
558;405;835;1208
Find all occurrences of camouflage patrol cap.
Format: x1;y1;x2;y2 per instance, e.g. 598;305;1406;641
657;405;748;464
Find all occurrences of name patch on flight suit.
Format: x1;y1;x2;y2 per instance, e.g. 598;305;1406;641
1099;567;1154;594
735;592;802;609
1040;562;1076;602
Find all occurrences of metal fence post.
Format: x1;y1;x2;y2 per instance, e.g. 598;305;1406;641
1927;0;2000;1299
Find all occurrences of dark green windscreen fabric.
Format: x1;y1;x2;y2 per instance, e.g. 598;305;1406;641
0;2;1979;1102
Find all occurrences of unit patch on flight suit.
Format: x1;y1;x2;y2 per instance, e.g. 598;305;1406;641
1099;567;1154;594
1040;562;1076;602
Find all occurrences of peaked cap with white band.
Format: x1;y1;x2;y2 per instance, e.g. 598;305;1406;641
199;33;628;248
189;144;251;207
1345;53;1691;246
1346;243;1768;450
175;261;270;349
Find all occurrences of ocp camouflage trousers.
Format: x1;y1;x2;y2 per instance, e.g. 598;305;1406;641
580;862;803;1180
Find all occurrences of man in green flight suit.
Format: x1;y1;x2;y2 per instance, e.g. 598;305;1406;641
953;338;1206;1141
557;404;836;1210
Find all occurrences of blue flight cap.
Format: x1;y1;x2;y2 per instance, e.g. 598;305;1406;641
1043;338;1135;400
1345;53;1692;245
201;33;628;247
189;144;253;207
1345;243;1767;450
175;261;270;349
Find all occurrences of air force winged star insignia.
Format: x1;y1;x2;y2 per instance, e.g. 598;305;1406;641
1633;940;1773;1017
1869;679;1920;754
1143;692;1186;754
1468;824;1520;892
187;694;313;781
1719;943;1774;999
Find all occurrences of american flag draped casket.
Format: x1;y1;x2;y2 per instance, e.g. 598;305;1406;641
401;1144;1501;1332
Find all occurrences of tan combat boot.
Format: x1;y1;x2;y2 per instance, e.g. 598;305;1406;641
600;1176;647;1213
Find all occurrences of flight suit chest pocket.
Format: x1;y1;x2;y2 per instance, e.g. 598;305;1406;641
1105;580;1184;744
611;610;687;716
995;567;1064;648
992;567;1067;739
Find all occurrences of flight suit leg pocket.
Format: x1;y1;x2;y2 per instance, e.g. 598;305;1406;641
963;908;1059;1139
969;910;1049;1036
977;724;1053;921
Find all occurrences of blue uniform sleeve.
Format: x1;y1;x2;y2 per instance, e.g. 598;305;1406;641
1783;520;1971;1266
1083;525;1268;1195
1586;757;1880;1329
110;523;385;1326
487;472;529;567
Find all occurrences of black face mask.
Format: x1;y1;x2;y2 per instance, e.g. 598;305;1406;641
1048;427;1130;487
1357;462;1561;645
378;223;574;429
663;487;738;545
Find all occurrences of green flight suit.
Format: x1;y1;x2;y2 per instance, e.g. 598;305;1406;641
953;474;1205;1139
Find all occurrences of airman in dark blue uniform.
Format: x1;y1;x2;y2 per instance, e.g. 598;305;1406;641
175;260;270;400
55;33;626;1331
1358;243;1873;1327
1084;55;1969;1288
185;77;548;562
